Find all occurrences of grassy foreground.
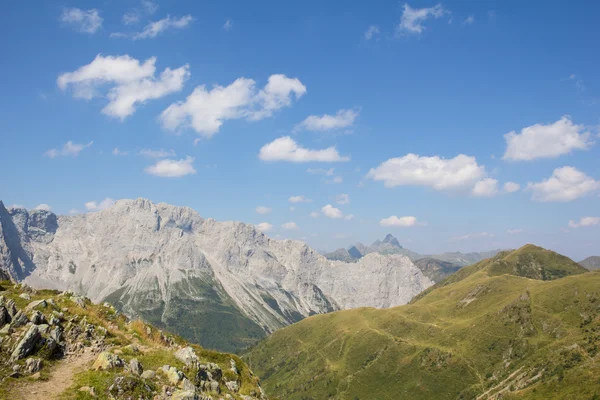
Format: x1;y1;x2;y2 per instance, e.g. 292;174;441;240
244;244;599;400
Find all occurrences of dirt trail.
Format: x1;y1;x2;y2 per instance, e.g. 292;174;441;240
16;350;96;400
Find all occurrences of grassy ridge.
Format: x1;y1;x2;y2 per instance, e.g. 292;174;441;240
244;245;599;399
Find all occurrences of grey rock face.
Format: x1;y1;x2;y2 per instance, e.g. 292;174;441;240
0;198;433;350
130;358;143;376
12;324;41;360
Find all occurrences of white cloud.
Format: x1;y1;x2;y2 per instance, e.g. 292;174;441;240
527;166;599;202
568;217;600;229
503;116;593;161
161;74;306;137
364;25;380;40
45;141;93;158
336;194;350;205
289;195;312;203
503;182;520;193
367;153;485;192
255;222;273;232
122;1;158;26
294;109;358;132
507;229;523;235
344;214;355;221
223;19;233;31
463;15;475;25
380;215;423;227
8;204;25;209
309;211;319;218
451;232;495;241
112;147;129;156
282;221;298;230
567;74;586;92
289;206;296;212
85;198;115;211
123;12;141;25
321;204;344;219
68;209;79;215
144;156;196;177
139;148;176;158
60;8;103;34
256;206;271;214
259;136;349;163
471;178;499;197
113;15;194;40
307;167;335;176
58;55;189;120
34;204;52;211
142;1;159;14
398;3;447;34
326;176;343;184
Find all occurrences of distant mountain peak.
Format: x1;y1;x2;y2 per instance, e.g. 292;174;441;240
382;234;402;248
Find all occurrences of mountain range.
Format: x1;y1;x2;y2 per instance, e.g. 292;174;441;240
0;199;432;352
325;233;504;273
244;244;598;399
579;256;600;270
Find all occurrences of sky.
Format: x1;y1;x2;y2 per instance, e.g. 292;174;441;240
1;0;599;260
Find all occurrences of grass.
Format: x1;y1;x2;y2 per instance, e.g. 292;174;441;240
244;246;600;400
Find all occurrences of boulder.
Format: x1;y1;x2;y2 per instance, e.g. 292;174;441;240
92;352;124;370
175;346;199;367
6;299;17;317
171;390;198;400
226;381;240;393
0;306;9;328
162;365;185;386
230;358;239;375
129;358;143;376
30;310;47;325
70;296;86;308
25;357;43;374
11;324;41;360
10;310;29;328
19;293;31;301
140;370;156;379
25;300;47;311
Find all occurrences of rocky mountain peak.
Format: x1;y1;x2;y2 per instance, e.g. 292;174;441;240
382;234;402;248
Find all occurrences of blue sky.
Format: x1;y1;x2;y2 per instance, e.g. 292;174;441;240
1;0;599;259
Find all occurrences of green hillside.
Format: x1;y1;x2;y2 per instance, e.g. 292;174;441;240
0;279;266;400
244;245;599;400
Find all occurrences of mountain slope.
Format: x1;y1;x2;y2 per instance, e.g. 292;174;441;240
0;199;432;352
244;245;598;400
413;257;462;282
580;256;600;270
0;279;266;399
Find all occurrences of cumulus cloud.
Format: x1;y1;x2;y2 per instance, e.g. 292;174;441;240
256;206;271;214
507;229;523;235
322;204;348;219
45;141;93;158
307;167;335;176
527;166;599;202
364;25;380;40
60;7;103;34
289;195;312;203
144;156;196;177
503;182;520;193
398;3;447;34
367;153;485;192
568;216;600;228
294;109;358;132
139;148;176;158
282;221;298;230
380;215;423;227
255;222;273;232
471;178;499;197
112;15;194;40
451;232;495;241
161;74;306;137
336;194;350;205
57;55;189;119
34;204;52;211
503;116;593;161
259;137;349;163
85;198;115;211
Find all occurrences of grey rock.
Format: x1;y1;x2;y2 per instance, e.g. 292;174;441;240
10;310;29;328
11;324;41;360
25;299;47;311
129;358;143;376
6;299;17;317
225;380;239;392
30;310;46;325
140;370;156;379
171;390;198;400
0;305;9;328
19;293;31;300
25;357;43;374
175;346;199;367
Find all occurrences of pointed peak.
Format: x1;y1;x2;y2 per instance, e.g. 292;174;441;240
382;234;402;248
